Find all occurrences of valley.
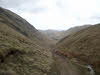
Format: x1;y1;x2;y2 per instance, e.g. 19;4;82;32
0;7;100;75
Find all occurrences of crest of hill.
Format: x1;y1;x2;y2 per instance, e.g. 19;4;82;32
0;7;54;47
58;25;90;43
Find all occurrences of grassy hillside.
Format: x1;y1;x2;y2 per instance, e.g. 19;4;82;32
56;24;100;75
0;7;53;75
0;7;54;47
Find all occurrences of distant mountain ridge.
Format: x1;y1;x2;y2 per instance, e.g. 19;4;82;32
40;25;90;43
39;29;65;42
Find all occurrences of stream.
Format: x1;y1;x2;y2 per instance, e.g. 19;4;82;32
87;65;95;75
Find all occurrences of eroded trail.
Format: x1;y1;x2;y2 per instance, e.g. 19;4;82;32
53;53;90;75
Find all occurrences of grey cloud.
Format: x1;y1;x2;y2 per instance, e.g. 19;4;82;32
0;0;47;13
91;16;100;21
0;0;38;8
56;0;64;8
90;14;100;21
31;7;48;13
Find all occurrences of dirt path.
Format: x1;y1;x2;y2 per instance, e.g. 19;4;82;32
54;54;89;75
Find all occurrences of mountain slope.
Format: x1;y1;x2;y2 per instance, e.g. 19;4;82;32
61;25;90;38
0;7;54;47
56;24;100;75
0;7;53;75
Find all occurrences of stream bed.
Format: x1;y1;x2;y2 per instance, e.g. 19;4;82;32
87;65;95;75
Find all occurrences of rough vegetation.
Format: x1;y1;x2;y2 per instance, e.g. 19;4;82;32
0;7;53;75
0;7;100;75
56;24;100;75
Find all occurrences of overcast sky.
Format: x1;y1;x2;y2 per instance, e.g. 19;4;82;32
0;0;100;30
